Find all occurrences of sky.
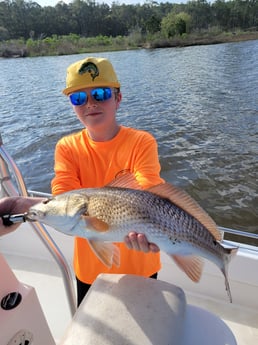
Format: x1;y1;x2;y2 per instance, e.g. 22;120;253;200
35;0;188;7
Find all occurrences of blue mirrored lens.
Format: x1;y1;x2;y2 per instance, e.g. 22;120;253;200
69;88;112;106
91;88;112;101
69;92;87;106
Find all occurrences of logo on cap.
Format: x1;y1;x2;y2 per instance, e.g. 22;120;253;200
78;62;99;81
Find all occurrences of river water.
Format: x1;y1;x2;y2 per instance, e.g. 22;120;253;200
0;40;257;243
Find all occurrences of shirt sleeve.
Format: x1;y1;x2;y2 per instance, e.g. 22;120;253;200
51;139;81;195
133;132;164;189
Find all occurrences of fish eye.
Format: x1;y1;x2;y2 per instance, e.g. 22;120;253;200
43;198;53;204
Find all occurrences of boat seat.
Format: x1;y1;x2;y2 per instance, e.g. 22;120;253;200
60;274;237;345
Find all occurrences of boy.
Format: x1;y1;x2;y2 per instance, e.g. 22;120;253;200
51;56;163;305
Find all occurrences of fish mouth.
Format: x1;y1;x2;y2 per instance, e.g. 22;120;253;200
25;211;43;222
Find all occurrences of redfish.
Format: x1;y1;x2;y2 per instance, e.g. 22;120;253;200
26;174;237;302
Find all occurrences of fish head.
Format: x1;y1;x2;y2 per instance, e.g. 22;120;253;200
26;192;89;236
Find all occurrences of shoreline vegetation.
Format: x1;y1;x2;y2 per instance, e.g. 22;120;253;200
1;30;258;58
1;0;257;58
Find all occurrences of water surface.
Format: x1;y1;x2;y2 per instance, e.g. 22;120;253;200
1;40;257;242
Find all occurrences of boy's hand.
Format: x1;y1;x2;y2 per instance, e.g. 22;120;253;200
124;232;160;253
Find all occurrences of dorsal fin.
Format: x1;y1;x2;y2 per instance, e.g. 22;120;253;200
148;182;221;241
107;172;143;190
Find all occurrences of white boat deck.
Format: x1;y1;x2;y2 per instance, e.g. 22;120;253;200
1;224;258;344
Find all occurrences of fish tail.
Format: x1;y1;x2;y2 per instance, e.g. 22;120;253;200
222;247;238;303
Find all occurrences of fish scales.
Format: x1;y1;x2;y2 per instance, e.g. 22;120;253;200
70;187;228;264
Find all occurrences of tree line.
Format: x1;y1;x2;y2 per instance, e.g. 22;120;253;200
0;0;257;42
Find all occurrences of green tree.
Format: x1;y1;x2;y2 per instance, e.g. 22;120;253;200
0;0;42;39
212;0;231;30
161;11;191;37
145;14;161;34
0;0;257;42
186;0;212;31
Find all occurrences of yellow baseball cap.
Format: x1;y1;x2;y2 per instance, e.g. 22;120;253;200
63;57;120;95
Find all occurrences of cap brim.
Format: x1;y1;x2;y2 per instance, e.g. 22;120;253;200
63;82;121;95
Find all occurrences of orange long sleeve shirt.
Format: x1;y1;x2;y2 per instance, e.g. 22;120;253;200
51;126;164;284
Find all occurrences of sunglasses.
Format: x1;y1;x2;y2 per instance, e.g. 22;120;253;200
69;87;112;106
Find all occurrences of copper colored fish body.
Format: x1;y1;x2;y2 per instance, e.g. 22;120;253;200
27;176;237;302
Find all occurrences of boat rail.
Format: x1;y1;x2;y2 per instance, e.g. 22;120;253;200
0;134;76;316
219;226;258;241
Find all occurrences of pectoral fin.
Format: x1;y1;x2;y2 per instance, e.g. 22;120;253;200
171;255;204;282
88;240;120;268
82;215;109;232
